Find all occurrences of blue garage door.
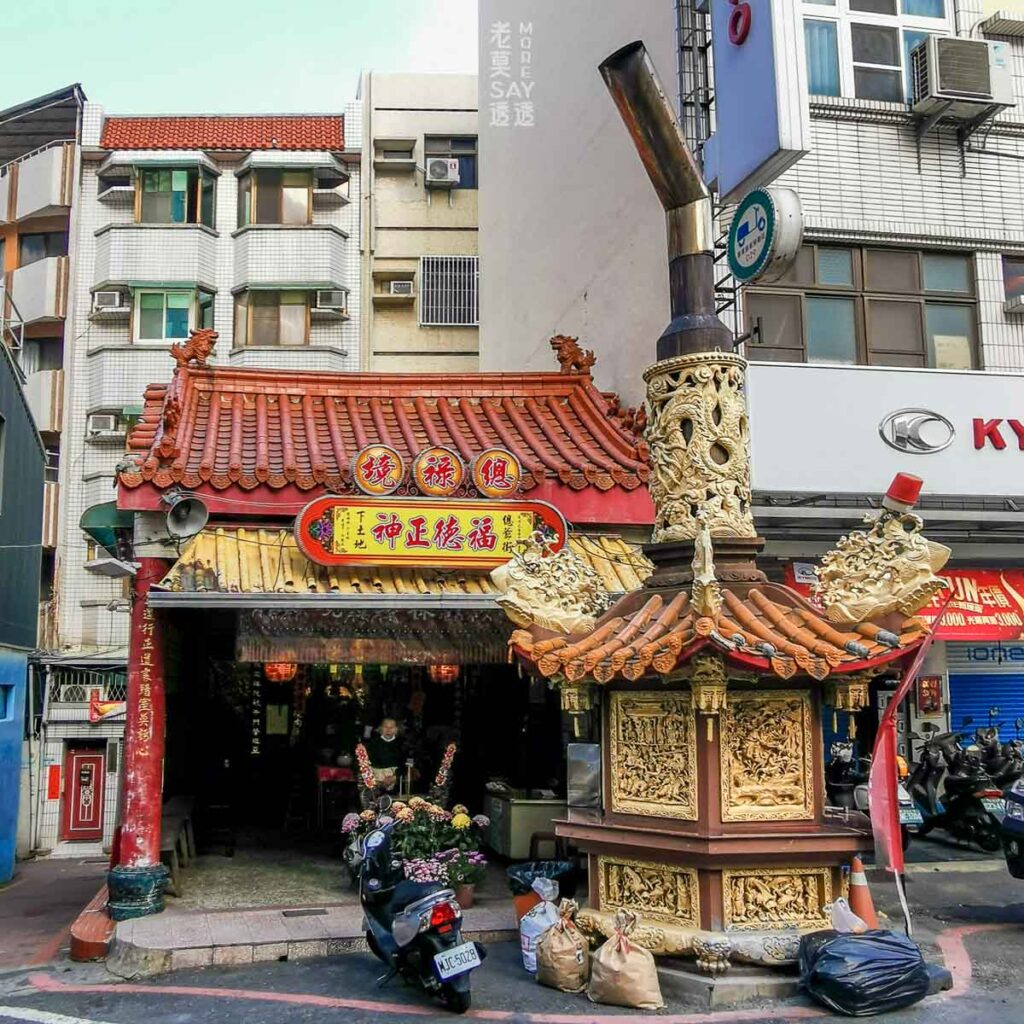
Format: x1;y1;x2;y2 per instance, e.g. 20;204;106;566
948;673;1024;736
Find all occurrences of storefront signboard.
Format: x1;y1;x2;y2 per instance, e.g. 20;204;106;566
296;496;567;569
787;562;1024;641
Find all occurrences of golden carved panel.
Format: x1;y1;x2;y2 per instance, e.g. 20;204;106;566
609;691;698;819
720;690;814;821
722;867;833;931
598;856;700;928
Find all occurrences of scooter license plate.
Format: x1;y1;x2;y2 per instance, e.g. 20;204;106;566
434;941;481;981
899;807;923;825
983;797;1006;817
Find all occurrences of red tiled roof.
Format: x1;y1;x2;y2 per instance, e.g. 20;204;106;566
510;582;928;683
100;116;344;152
120;364;651;511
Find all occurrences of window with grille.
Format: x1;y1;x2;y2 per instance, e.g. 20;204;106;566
419;256;480;327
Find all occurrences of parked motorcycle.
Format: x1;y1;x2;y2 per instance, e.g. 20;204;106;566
825;742;919;850
908;721;1004;852
1002;773;1024;878
360;814;484;1013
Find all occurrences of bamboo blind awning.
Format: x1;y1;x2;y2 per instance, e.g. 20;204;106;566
152;527;651;605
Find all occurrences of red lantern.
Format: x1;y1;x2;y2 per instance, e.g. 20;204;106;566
264;662;298;683
428;664;460;685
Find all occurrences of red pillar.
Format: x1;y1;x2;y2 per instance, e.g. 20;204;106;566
107;558;170;919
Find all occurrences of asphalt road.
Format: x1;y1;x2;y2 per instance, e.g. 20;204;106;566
0;860;1020;1023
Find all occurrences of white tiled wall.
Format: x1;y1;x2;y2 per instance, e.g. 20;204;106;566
54;116;362;658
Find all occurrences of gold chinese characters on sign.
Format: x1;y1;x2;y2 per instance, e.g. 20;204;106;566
720;691;813;821
609;692;697;820
598;856;700;928
722;868;832;931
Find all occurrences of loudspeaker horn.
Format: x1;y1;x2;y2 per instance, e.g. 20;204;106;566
165;494;209;539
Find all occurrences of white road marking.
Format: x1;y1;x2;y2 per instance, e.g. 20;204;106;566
0;1007;119;1024
905;859;1006;874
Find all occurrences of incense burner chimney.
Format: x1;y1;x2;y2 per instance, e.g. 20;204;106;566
599;42;756;551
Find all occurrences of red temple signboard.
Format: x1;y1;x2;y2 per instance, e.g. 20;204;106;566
295;496;567;569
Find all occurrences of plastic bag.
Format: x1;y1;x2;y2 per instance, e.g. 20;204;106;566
506;860;578;897
587;910;664;1011
519;877;561;973
799;929;931;1017
830;897;868;934
536;899;590;993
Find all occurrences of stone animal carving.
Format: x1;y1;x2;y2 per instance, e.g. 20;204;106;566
170;327;219;369
814;510;951;624
550;334;597;375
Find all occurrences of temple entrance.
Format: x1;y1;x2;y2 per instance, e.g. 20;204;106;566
157;606;567;910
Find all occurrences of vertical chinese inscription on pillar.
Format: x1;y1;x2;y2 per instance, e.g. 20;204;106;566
598;856;699;928
720;691;813;821
609;691;697;819
722;868;832;931
251;665;262;756
138;605;155;758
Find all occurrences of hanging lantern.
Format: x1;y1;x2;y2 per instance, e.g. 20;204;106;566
264;662;298;683
428;664;461;685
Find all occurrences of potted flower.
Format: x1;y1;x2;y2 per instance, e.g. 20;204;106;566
438;848;487;908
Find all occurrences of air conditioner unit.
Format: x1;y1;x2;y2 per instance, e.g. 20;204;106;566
389;280;414;296
912;37;1014;119
425;158;460;188
87;413;120;436
314;289;347;312
93;290;125;311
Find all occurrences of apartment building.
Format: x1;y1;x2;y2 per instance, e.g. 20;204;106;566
29;104;360;854
359;72;479;373
478;0;1024;749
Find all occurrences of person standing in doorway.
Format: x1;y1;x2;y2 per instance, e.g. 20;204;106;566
365;717;406;793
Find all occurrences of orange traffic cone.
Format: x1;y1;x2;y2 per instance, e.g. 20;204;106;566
848;855;879;929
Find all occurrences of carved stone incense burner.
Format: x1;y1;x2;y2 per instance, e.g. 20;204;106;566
491;42;949;975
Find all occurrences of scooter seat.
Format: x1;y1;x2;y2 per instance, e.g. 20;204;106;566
389;880;446;914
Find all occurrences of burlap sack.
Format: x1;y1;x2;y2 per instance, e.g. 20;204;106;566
536;900;590;993
587;910;664;1010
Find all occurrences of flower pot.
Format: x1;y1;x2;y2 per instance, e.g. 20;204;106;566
454;883;476;909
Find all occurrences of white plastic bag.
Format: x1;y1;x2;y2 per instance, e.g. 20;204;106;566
519;876;561;973
830;897;868;934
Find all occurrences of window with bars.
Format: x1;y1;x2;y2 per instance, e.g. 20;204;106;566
419;256;480;327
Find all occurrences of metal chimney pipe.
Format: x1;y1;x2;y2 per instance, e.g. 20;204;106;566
599;41;733;359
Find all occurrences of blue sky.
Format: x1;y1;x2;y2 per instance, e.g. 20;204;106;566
2;0;478;114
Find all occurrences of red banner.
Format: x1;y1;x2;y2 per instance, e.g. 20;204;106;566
786;563;1024;641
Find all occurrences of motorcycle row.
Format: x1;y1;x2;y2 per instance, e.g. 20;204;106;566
827;714;1024;872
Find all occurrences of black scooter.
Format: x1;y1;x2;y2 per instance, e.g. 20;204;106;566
360;819;485;1014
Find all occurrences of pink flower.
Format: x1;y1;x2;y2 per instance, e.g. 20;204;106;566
341;813;360;834
472;814;490;830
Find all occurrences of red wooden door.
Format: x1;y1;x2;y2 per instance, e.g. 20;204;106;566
60;747;105;841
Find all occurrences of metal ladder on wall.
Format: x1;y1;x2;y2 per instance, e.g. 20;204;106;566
676;0;743;343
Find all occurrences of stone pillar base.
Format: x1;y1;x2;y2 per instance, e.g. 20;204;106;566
107;864;170;921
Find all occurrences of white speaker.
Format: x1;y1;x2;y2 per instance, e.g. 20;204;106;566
165;494;209;539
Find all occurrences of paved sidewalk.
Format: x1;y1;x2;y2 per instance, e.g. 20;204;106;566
0;857;107;968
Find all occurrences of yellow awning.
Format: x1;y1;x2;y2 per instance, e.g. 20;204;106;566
152;527;651;605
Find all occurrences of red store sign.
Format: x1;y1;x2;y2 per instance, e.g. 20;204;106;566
973;418;1024;450
786;564;1024;642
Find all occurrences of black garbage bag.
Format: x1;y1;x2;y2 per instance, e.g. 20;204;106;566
507;860;578;899
799;929;932;1017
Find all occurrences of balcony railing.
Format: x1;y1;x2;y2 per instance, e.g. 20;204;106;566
10;256;69;323
0;140;75;224
94;223;217;289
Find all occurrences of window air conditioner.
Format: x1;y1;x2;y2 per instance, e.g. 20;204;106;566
314;290;347;312
389;280;414;296
912;38;1014;119
87;413;120;436
425;158;460;188
93;290;125;311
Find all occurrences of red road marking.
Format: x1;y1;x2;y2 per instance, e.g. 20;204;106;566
25;924;1022;1023
28;928;70;967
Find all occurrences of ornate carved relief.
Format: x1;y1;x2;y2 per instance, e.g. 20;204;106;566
609;691;698;819
722;868;832;931
720;690;814;821
491;532;610;634
814;509;951;624
598;856;700;928
824;672;873;712
643;352;756;542
690;652;728;714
